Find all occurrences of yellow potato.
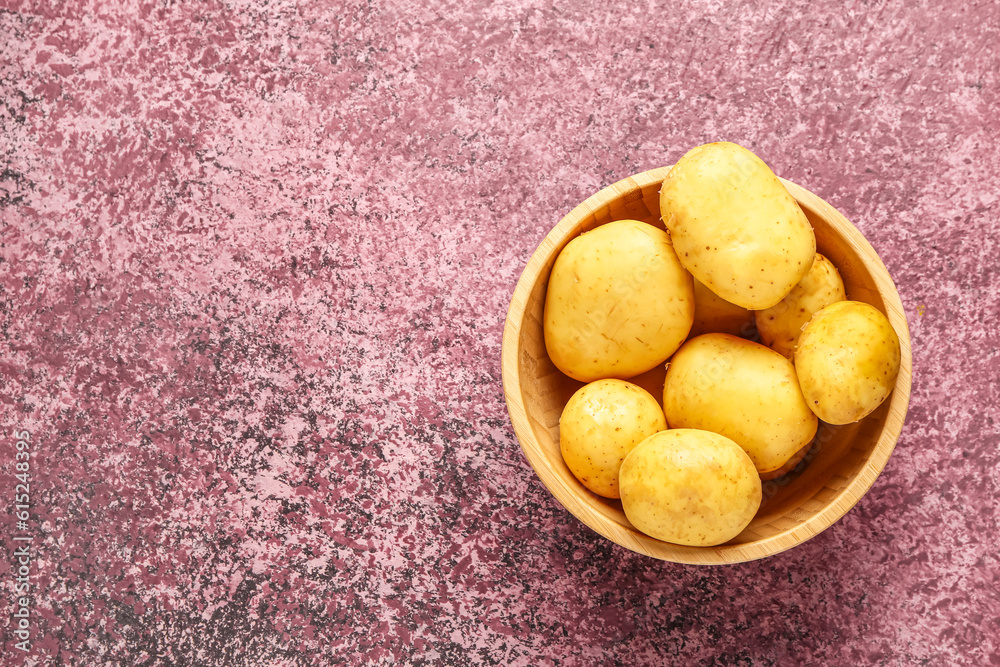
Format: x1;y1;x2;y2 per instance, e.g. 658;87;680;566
544;219;694;382
619;429;761;546
559;379;667;499
689;277;755;339
663;333;818;476
795;301;901;425
756;253;846;359
759;441;811;481
659;142;816;309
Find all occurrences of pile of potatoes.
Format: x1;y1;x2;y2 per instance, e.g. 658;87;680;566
545;142;902;547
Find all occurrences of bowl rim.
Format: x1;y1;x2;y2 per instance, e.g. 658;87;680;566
501;166;913;565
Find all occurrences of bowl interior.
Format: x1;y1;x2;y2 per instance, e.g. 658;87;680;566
503;168;912;564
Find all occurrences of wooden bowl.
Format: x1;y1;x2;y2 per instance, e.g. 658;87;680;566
501;166;912;564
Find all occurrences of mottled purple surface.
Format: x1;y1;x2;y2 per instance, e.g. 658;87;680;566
1;0;998;664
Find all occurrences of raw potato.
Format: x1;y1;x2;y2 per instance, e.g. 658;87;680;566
663;333;818;476
756;253;847;359
559;379;667;499
619;429;761;546
759;441;810;481
689;277;755;339
544;219;694;382
659;142;816;310
795;301;901;425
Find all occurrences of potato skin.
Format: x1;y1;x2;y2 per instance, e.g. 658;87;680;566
659;142;816;310
619;429;761;546
756;253;847;359
663;333;818;476
795;301;901;425
689;278;756;339
559;379;667;499
544;219;694;382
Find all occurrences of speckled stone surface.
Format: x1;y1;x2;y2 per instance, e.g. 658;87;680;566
1;0;998;664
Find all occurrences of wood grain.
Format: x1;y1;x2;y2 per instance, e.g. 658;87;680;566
501;167;913;565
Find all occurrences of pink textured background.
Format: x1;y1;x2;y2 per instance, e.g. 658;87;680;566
2;0;998;664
